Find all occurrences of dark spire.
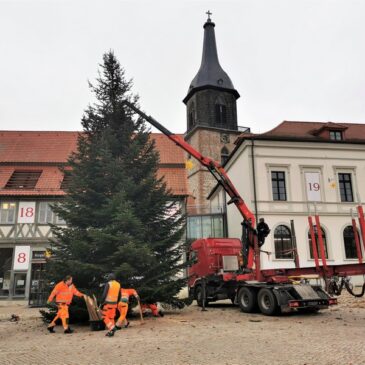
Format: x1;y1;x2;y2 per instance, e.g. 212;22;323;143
183;14;240;104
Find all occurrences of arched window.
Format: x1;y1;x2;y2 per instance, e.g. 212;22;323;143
215;96;227;125
274;225;293;259
221;147;229;165
343;225;360;259
308;225;328;259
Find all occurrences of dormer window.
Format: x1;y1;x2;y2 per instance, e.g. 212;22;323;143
5;170;42;189
329;130;343;141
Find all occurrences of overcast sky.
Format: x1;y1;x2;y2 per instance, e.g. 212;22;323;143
1;0;364;134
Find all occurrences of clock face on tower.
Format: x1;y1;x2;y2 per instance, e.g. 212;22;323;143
220;133;230;144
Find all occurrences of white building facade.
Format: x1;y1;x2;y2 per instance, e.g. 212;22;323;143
209;122;365;282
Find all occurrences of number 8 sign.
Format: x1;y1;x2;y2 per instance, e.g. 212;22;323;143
13;246;31;270
18;202;36;223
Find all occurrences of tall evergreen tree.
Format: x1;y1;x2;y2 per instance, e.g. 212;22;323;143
47;51;187;310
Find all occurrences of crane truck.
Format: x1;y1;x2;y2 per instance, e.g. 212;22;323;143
124;101;365;315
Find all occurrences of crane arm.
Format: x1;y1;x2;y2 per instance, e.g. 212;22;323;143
123;101;256;227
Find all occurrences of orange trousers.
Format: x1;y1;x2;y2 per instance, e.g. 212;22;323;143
116;302;128;327
102;304;117;330
49;303;69;330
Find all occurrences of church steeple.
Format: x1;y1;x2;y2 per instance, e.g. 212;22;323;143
184;13;239;132
183;13;240;104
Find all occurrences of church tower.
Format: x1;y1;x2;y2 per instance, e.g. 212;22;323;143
184;13;243;211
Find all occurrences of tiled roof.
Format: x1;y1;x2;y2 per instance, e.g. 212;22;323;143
0;131;79;163
238;121;365;142
0;131;188;197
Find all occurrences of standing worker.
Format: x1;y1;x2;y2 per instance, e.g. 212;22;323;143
101;273;121;337
115;288;139;329
47;275;85;334
257;218;270;247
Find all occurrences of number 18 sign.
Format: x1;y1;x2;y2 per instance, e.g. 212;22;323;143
18;202;36;223
305;172;321;202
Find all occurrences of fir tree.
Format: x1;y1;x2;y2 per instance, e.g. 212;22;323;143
45;52;187;318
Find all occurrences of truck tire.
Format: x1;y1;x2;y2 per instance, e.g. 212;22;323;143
195;286;208;307
238;287;257;313
257;288;279;316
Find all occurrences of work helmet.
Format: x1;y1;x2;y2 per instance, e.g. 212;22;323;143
106;273;116;281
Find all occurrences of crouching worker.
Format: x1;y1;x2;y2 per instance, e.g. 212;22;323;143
101;273;121;337
47;275;85;334
115;288;139;330
141;303;164;317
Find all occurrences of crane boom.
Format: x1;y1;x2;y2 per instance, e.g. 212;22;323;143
123;101;259;272
123;101;255;225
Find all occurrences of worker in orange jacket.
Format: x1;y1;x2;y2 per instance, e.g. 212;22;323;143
115;288;139;329
47;275;84;334
101;273;121;337
140;303;164;317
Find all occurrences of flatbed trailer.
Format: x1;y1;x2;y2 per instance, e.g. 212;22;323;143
123;101;365;315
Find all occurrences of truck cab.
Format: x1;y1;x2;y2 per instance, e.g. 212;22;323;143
188;238;242;304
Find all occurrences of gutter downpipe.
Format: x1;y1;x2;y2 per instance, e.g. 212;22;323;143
251;138;258;224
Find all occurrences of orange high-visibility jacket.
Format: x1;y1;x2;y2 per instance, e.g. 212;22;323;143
105;280;121;304
119;288;138;303
48;281;83;304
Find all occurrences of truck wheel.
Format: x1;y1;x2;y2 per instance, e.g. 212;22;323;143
257;288;279;316
195;286;208;307
238;287;257;313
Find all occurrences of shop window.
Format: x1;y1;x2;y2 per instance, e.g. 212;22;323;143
274;225;293;259
0;202;16;224
0;248;13;297
5;170;42;189
343;225;360;259
13;272;27;297
308;225;328;259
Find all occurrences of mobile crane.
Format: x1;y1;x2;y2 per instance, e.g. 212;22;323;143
124;101;365;315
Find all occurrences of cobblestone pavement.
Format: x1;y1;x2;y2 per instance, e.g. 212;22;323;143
0;294;364;365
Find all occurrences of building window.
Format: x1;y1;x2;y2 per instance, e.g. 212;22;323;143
37;202;65;224
329;130;343;141
38;202;54;224
5;170;42;189
221;147;229;165
338;173;353;202
274;225;293;259
308;225;328;259
187;215;225;240
271;171;287;201
0;202;16;224
215;104;227;125
343;225;360;259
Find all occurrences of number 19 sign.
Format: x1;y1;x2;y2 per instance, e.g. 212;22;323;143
305;172;321;202
18;202;36;223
